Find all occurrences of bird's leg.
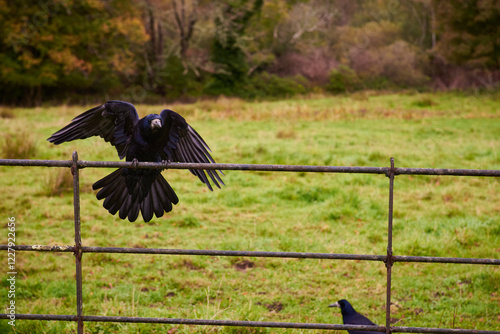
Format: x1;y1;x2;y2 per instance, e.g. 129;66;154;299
131;158;139;169
161;159;171;171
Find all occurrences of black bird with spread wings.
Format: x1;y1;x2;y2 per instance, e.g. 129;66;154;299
48;101;223;222
329;299;385;334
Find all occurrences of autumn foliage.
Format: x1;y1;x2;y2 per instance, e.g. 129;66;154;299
0;0;498;105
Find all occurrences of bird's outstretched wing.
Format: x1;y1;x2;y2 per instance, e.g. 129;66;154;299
47;101;139;159
160;109;224;191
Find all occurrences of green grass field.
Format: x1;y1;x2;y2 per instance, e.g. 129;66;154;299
0;92;499;333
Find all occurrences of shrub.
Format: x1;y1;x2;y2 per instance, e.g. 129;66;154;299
326;65;360;93
0;108;14;119
378;41;430;87
267;49;339;84
203;75;250;97
45;169;74;196
362;76;393;90
412;96;437;107
204;72;309;99
248;73;308;98
350;41;429;88
2;131;37;159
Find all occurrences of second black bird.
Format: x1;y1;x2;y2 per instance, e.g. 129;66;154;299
48;100;223;222
329;299;385;334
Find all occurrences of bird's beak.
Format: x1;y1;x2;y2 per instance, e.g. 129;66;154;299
151;119;162;130
328;302;340;308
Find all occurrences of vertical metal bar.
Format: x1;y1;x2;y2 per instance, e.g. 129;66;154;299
385;158;395;334
72;152;84;334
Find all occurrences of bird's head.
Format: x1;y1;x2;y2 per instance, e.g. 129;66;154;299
328;299;356;316
146;114;162;132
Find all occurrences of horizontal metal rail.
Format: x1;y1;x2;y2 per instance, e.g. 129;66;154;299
1;244;498;265
1;158;499;176
0;314;498;334
392;255;500;265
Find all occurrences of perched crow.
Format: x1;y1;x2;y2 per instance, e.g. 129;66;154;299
329;299;385;334
48;100;223;222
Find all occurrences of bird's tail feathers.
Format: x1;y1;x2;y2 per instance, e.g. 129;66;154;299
93;169;178;222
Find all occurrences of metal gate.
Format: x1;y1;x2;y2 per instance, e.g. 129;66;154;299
1;153;499;333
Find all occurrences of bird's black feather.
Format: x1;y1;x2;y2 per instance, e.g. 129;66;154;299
48;101;222;222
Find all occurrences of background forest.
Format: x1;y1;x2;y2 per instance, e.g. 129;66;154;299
1;0;499;106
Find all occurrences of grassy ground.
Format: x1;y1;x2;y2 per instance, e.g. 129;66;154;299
0;92;499;333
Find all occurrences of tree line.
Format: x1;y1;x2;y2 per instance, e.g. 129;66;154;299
0;0;499;106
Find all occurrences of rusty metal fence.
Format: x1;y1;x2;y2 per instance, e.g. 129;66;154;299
1;152;499;334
